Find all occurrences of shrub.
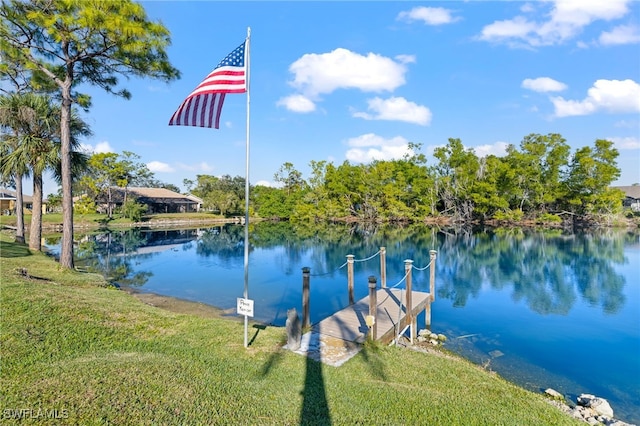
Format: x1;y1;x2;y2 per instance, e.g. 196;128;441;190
536;213;562;224
120;200;147;222
73;195;97;214
493;209;524;222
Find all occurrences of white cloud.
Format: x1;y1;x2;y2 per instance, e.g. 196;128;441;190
344;133;413;163
550;0;629;25
474;142;509;158
288;48;410;97
352;97;432;125
479;16;538;46
599;24;640;45
520;3;536;14
277;94;316;113
522;77;568;92
614;119;639;128
609;136;640;150
551;79;640;117
147;161;175;173
255;180;272;187
395;54;416;64
79;141;113;154
479;0;631;47
397;6;461;26
176;162;213;173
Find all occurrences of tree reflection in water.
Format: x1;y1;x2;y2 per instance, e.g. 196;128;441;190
435;227;628;315
47;223;633;317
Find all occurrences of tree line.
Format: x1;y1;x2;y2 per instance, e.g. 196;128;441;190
188;133;625;227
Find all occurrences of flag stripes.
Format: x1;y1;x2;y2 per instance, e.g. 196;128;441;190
169;41;246;129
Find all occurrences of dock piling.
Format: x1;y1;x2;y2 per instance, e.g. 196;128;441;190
404;259;415;343
429;250;437;302
302;266;310;328
367;276;377;341
380;247;386;288
347;254;355;305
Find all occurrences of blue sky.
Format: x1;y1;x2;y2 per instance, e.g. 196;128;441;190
42;1;640;195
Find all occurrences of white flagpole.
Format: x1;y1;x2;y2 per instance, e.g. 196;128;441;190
243;27;251;348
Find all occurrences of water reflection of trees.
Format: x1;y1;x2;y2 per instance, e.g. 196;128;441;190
435;228;630;315
249;222;631;316
73;229;154;286
196;225;245;258
70;228;201;287
249;222;440;280
50;223;633;316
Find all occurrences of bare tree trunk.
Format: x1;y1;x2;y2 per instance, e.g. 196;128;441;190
107;186;112;218
14;173;25;244
60;82;74;269
29;172;43;251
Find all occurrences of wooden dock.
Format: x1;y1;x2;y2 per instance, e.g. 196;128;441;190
311;288;432;345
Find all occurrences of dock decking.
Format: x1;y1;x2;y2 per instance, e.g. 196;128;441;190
311;288;431;345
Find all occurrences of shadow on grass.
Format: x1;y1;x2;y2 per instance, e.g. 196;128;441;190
249;324;267;346
258;282;392;425
257;319;333;425
0;240;32;258
358;339;387;381
300;355;331;426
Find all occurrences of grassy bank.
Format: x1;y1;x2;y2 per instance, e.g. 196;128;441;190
0;233;581;425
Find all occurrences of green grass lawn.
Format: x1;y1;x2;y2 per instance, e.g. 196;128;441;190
0;233;581;425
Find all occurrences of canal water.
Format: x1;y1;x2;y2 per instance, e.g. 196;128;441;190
45;222;640;423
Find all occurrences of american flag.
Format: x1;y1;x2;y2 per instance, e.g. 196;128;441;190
169;41;247;129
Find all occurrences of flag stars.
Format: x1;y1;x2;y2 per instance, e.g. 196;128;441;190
217;44;245;68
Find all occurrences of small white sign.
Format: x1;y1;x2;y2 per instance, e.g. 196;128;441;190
237;297;254;317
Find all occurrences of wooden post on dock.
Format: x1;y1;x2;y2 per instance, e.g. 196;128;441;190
302;266;310;328
380;247;386;288
367;275;377;341
347;254;355;305
425;250;437;330
404;259;415;343
425;296;432;331
429;250;437;302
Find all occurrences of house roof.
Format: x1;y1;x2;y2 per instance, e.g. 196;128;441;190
613;186;640;200
185;193;204;203
0;189;34;202
127;187;191;199
97;187;199;205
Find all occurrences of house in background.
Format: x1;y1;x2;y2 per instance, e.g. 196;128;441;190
613;186;640;211
0;189;47;215
96;187;203;214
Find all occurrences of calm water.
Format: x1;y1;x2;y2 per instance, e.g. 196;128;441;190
45;223;640;423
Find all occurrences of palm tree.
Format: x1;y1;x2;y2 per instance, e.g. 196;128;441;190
0;93;30;243
1;92;91;251
28;101;91;251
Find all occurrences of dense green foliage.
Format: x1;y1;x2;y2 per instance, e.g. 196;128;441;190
120;199;148;222
1;233;582;425
190;134;625;226
191;174;247;216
